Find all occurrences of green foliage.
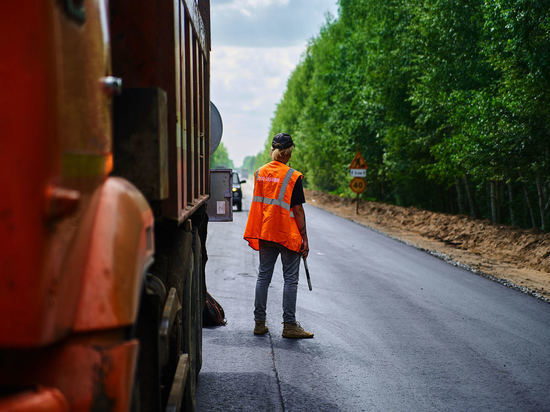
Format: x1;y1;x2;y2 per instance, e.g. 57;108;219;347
262;0;550;230
210;142;234;169
241;155;256;174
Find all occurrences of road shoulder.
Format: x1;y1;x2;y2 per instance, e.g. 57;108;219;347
305;189;550;303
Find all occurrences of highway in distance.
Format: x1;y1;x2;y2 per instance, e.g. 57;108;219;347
197;182;550;411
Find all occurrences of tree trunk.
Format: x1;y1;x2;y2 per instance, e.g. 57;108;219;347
463;176;476;218
489;181;497;223
455;178;464;214
523;184;536;229
536;175;546;231
507;182;516;226
497;181;503;223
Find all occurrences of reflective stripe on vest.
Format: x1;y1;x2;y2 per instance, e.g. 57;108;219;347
252;196;290;210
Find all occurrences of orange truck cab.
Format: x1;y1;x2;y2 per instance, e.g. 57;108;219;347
1;0;213;408
0;1;154;410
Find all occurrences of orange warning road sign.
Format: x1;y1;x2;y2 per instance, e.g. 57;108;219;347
349;151;367;169
350;177;366;194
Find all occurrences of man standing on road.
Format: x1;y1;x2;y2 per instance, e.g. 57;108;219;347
244;133;314;339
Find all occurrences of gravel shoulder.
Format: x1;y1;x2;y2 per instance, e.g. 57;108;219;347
305;189;550;302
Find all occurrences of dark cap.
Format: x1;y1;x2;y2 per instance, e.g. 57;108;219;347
272;133;294;149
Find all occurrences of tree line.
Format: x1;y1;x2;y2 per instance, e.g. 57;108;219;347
211;142;234;169
247;0;550;231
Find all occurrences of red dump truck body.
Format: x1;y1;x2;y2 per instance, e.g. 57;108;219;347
110;0;211;222
0;0;211;410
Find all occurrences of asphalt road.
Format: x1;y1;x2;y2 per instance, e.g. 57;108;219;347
197;182;550;411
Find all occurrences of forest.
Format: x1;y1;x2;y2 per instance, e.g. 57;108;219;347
245;0;550;231
211;142;234;169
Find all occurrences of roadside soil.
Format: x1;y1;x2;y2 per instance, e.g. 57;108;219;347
305;189;550;301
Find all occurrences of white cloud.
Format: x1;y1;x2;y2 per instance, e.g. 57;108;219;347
213;0;290;12
211;45;304;165
213;0;290;18
209;0;339;166
211;0;337;47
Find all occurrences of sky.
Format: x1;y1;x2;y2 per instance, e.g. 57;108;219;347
210;0;339;167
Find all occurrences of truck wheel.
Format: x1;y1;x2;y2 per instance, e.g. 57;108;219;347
182;244;196;411
150;221;195;411
193;228;204;375
131;275;164;411
236;200;242;211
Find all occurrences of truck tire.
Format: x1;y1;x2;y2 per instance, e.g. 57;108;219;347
148;221;196;411
175;226;196;411
192;228;204;375
131;275;164;411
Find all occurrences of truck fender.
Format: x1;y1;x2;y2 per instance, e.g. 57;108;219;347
73;177;154;332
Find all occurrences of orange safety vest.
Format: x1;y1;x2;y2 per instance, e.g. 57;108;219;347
244;161;303;253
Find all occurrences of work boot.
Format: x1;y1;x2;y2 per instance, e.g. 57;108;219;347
282;322;314;339
254;321;269;335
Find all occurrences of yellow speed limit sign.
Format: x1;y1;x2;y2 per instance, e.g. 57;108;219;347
350;177;366;194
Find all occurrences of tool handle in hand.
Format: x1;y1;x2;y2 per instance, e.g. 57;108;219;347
303;257;312;291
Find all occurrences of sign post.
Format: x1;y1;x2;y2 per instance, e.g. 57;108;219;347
349;151;367;214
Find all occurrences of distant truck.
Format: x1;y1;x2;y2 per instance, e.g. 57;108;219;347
0;0;213;410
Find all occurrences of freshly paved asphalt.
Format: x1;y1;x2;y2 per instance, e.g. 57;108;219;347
196;183;550;411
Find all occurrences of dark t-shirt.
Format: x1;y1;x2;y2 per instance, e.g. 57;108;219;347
290;176;306;207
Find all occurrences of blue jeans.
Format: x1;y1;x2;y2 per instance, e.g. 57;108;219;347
254;240;300;323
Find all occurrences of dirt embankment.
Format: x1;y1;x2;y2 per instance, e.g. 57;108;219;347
305;189;550;301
